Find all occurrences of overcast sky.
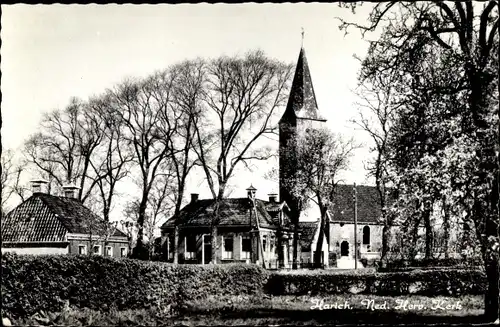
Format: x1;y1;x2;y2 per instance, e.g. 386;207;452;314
1;4;379;221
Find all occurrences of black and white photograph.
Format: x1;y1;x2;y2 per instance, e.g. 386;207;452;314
1;2;499;326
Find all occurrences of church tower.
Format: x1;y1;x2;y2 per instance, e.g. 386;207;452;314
279;46;327;220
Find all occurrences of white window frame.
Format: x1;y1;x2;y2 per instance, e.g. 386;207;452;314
184;236;196;260
93;245;102;255
78;244;87;255
363;225;370;245
120;247;127;258
222;235;234;260
105;245;113;257
240;235;251;260
270;235;276;254
168;236;174;259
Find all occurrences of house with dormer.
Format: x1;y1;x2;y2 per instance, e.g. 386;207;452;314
160;187;297;268
1;180;129;257
161;45;393;269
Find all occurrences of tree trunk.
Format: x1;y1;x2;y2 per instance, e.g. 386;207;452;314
380;223;391;262
442;198;450;259
133;198;148;260
210;225;218;264
277;228;284;268
484;172;499;321
292;226;298;269
103;205;110;223
210;185;225;264
292;211;299;269
78;155;91;201
173;225;179;264
314;207;327;268
423;202;433;260
408;216;421;260
484;257;499;321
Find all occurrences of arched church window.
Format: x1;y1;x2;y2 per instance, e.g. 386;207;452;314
363;226;370;245
340;241;349;256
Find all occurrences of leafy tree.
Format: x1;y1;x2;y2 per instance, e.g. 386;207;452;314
295;128;357;267
338;1;499;319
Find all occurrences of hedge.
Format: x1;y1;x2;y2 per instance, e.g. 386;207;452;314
1;253;268;319
377;258;484;272
1;253;488;320
266;269;487;297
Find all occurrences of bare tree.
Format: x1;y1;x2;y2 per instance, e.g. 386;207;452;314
294;128;358;267
23;97;103;200
145;169;175;260
106;69;179;259
81;214;118;257
1;150;16;215
193;50;293;264
122;201;140;256
75;101;106;202
87;95;134;222
167;59;206;264
352;77;398;262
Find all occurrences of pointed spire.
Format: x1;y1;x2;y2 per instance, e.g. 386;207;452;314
301;27;305;48
280;46;326;123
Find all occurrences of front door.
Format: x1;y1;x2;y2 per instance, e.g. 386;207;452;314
341;241;349;257
203;235;211;264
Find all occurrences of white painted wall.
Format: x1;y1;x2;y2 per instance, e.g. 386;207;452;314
330;222;384;257
1;247;69;255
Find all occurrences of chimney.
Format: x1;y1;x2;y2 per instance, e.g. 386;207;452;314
30;179;49;194
246;184;257;200
62;184;80;199
268;193;278;203
190;193;199;203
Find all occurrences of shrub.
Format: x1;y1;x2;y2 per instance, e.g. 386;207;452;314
378;258;484;272
360;258;379;268
1;253;268;320
266;269;487;297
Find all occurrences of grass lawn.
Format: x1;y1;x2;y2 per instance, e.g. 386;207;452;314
12;294;486;326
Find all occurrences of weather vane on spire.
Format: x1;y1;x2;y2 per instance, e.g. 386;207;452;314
301;27;305;48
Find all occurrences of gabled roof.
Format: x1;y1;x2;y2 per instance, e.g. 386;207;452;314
161;198;292;230
298;220;319;250
279;47;326;123
329;184;393;224
1;193;127;243
264;201;289;213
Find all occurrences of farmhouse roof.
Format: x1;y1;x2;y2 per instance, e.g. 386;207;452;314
161;197;292;230
1;193;127;243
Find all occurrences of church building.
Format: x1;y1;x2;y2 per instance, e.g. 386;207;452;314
160;45;387;268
